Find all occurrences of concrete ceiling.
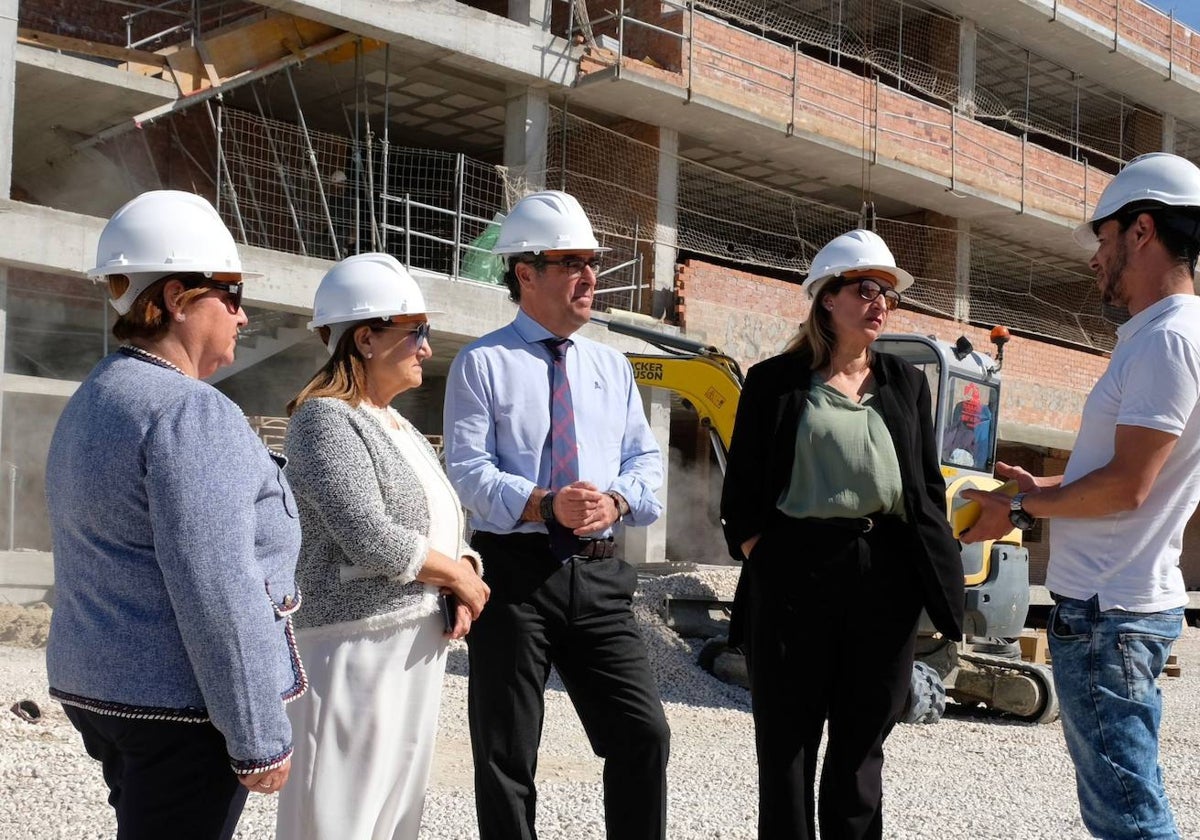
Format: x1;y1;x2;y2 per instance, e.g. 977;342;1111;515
222;44;510;159
933;0;1200;128
12;45;177;213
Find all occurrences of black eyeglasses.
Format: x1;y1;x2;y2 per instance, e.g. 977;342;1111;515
204;280;244;312
529;256;602;275
834;277;902;311
183;277;244;312
377;321;431;347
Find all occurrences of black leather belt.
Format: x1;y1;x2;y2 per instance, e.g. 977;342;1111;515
819;516;875;533
573;539;616;559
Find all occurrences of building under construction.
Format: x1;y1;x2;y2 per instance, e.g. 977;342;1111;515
2;0;1200;597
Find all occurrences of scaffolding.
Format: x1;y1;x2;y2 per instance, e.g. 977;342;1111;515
547;108;1113;351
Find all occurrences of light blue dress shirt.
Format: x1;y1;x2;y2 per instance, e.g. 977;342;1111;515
444;308;664;536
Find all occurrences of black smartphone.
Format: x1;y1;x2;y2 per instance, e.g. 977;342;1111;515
439;593;458;634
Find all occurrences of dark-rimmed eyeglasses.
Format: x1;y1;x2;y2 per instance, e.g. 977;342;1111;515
377;321;431;347
526;256;602;276
182;277;244;312
203;280;244;312
833;277;902;311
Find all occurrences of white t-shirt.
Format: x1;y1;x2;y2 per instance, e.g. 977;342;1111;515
1047;294;1200;611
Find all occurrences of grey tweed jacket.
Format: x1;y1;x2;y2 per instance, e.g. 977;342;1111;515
284;397;473;629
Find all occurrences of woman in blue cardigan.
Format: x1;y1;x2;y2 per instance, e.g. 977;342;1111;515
721;230;965;840
45;191;304;838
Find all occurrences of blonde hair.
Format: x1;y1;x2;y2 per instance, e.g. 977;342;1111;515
783;280;841;369
286;324;372;415
111;275;210;342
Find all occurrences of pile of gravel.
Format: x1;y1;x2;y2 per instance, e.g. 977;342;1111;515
2;576;1199;839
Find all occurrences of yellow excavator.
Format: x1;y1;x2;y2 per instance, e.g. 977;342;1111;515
602;316;1059;724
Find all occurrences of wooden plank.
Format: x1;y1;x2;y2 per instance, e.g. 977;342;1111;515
165;48;208;94
194;40;223;89
1164;653;1181;678
1018;628;1049;664
17;27;169;69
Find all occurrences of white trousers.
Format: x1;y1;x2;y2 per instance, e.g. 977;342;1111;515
275;611;448;840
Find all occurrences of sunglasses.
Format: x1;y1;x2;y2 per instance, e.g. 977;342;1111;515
183;277;244;312
377;321;431;347
833;277;902;311
528;256;602;275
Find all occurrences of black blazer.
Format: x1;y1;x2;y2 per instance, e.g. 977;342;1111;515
720;348;965;641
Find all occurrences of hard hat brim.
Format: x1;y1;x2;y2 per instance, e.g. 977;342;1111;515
1072;220;1098;250
307;309;445;331
88;266;263;280
491;245;613;256
807;264;915;297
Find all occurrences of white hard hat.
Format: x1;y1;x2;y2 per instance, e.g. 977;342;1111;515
90;190;251;315
492;190;611;255
309;253;438;353
802;229;914;298
1074;152;1200;249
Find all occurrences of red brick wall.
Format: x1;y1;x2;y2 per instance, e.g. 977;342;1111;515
20;0;133;45
1059;0;1200;77
594;13;1120;226
19;0;255;48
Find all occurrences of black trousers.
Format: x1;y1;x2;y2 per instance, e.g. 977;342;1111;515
743;515;924;840
467;531;670;840
63;705;249;840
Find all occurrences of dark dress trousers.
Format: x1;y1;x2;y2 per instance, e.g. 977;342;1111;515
721;349;964;840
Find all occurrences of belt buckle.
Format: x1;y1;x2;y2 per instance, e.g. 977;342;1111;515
860;517;874;533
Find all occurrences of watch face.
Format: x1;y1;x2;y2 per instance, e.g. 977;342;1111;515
1009;509;1035;530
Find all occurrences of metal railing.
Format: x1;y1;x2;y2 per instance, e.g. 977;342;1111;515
578;1;1112;224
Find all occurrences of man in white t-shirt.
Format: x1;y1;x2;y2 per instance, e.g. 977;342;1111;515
963;152;1200;840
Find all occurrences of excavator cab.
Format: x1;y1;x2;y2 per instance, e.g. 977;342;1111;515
860;332;1056;723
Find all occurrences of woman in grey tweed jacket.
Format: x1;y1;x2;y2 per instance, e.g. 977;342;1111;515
275;253;489;840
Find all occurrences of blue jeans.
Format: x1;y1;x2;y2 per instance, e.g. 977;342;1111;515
1048;595;1183;840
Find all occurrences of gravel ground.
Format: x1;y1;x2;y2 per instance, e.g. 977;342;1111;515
2;571;1199;839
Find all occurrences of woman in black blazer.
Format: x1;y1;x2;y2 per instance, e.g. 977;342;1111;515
721;229;964;840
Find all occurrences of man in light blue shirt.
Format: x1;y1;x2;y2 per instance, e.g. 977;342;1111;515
444;190;669;840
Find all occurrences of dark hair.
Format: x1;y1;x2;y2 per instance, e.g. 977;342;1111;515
502;257;522;302
503;255;547;303
111;273;210;342
1102;203;1200;273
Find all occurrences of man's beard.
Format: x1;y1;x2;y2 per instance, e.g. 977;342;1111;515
1099;236;1131;325
1099;235;1128;308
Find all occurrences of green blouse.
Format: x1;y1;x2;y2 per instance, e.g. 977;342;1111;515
777;378;905;521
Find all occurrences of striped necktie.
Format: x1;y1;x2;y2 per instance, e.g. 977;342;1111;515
542;337;583;561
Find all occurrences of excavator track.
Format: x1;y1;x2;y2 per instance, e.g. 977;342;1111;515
952;651;1059;724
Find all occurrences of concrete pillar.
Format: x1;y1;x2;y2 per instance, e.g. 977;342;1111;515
1163;114;1176;153
0;0;16;550
653;128;679;319
955;219;971;322
957;19;977;115
620;387;669;565
508;0;550;29
503;86;550;193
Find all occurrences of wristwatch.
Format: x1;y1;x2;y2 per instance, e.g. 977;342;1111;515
608;492;630;522
540;492;557;524
1009;492;1036;531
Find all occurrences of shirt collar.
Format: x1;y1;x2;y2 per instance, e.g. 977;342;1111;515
513;308;561;345
1116;294;1200;345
